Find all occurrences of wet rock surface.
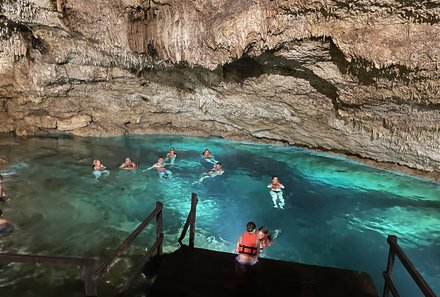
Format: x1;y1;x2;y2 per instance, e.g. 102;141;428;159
0;0;440;176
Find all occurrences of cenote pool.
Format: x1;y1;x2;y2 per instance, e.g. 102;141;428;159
0;134;439;297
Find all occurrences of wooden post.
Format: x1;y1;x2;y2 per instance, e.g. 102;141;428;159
83;261;98;297
382;235;397;297
56;0;63;13
156;201;163;256
189;193;198;248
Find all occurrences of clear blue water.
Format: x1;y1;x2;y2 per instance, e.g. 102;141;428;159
0;134;439;297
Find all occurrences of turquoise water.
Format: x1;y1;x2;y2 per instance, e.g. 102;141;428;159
0;134;439;297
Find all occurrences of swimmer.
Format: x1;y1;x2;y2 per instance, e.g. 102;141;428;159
144;156;172;179
267;176;285;209
0;175;7;202
119;157;139;170
197;162;224;183
202;148;217;164
92;160;110;179
257;227;281;251
165;147;177;165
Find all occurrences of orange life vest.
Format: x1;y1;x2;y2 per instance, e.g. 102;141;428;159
238;232;258;255
271;182;281;190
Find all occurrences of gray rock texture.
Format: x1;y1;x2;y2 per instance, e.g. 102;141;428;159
1;0;440;175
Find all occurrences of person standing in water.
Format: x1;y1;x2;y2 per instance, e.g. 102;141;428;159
267;176;285;209
235;221;260;266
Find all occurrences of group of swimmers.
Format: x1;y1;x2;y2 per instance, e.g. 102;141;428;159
92;147;286;209
235;221;280;266
91;147;225;183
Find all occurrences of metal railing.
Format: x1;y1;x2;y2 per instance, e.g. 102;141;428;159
382;235;436;297
178;193;198;248
0;201;164;296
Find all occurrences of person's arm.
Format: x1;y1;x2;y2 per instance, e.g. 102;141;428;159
119;163;125;168
267;184;272;189
280;184;285;189
235;236;242;253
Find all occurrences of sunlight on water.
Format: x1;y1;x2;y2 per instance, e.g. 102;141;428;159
0;134;439;297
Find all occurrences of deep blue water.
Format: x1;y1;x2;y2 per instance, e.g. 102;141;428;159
0;134;439;297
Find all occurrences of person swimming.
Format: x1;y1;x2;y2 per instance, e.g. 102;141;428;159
119;157;139;170
197;162;224;183
257;227;281;252
92;159;110;179
165;147;177;164
144;156;172;179
267;176;285;209
202;148;217;164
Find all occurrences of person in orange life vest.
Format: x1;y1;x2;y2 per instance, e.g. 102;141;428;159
267;176;285;209
92;159;110;179
119;157;139;170
257;227;281;251
92;159;106;171
144;156;172;178
202;148;217;165
235;221;260;266
197;162;224;183
165;147;177;164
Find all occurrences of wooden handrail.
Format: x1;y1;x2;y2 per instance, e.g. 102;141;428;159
0;201;165;296
382;235;436;297
93;202;163;279
177;193;198;247
0;253;97;296
119;233;164;293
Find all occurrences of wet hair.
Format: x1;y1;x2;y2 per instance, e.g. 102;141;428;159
246;221;256;232
258;226;269;234
216;162;222;166
258;226;272;240
272;176;278;180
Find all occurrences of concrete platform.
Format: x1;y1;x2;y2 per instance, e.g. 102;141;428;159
147;246;379;297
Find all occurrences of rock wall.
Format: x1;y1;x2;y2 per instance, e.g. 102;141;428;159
0;0;440;174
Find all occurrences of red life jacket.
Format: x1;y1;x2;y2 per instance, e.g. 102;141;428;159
238;232;258;255
271;182;281;190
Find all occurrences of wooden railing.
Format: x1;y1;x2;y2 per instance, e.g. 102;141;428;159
0;253;97;296
178;193;198;248
382;235;436;297
0;201;164;296
93;201;164;294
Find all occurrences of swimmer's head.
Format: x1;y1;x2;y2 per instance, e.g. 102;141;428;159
246;221;256;232
258;226;269;234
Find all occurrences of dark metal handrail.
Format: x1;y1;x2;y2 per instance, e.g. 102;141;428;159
0;253;97;296
177;193;198;248
383;235;436;297
93;201;163;279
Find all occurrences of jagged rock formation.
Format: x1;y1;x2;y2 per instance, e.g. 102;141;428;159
0;0;440;175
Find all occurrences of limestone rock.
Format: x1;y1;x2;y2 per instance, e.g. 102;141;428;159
0;0;440;177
